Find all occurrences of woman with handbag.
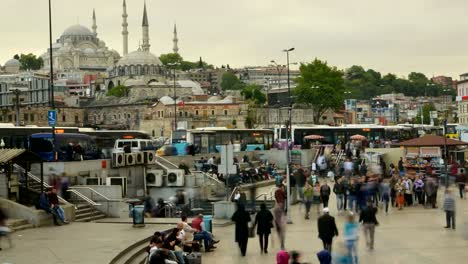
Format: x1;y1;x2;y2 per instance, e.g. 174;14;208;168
253;203;274;254
232;203;251;256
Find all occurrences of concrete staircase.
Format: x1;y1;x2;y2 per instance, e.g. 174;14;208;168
7;219;34;232
74;204;107;222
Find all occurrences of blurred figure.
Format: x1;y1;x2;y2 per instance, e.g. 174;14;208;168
273;201;286;250
290;251;303;264
404;177;413;206
425;177;437;209
276;249;290;264
253;203;273;254
304;181;314;219
313;182;322;215
359;200;379;250
398;157;405;176
231;204;251;256
317;248;332;264
317;207;339;252
0;207;12;250
380;179;391;214
344;212;359;264
443;189;456;229
456;172;467;199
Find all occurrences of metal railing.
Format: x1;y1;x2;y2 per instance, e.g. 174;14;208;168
229;186;239;201
67;189;101;206
68;186;121;216
156;156;179;170
13;163;67;204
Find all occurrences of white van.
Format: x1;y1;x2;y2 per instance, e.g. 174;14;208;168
114;139;156;152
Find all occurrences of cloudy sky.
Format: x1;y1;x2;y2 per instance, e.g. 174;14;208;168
1;0;468;78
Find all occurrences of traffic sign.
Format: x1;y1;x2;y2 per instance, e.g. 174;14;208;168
48;110;57;127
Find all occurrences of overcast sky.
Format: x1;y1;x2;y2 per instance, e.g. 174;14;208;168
1;0;467;78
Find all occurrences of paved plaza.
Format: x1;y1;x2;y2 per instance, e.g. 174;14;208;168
1;187;468;264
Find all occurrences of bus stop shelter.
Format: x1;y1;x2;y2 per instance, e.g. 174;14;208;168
0;148;44;200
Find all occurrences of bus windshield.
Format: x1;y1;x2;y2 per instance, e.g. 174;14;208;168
30;137;53;152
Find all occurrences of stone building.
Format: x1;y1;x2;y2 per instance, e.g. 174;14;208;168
0;106;86;127
254;107;315;128
140;96;247;137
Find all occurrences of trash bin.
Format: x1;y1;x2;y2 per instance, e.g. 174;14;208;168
132;205;145;227
203;215;212;233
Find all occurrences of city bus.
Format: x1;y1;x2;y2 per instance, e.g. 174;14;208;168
176;127;274;154
273;124;419;148
30;133;100;161
78;128;152;158
0;123;79;149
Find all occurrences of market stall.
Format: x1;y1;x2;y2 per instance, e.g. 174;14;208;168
395;135;468;178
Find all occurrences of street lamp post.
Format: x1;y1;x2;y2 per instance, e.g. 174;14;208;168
168;62;180;132
283;47;294;224
344;91;351;124
443;88;451;187
48;0;56;165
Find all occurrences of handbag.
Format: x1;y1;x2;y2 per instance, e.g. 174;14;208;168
248;226;256;238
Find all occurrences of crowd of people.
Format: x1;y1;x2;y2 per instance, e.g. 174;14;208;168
145;214;220;264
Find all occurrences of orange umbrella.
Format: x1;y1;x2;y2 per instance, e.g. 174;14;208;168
350;134;367;140
304;135;325;140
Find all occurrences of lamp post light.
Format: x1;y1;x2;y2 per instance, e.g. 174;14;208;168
168;62;180;132
425;83;436;97
282;47;294;225
9;87;27;126
442;88;451;188
48;0;56;164
344;91;352;124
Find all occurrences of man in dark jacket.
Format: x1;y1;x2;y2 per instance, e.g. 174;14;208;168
333;177;345;212
317;207;338;252
456;172;467;199
359;200;379;250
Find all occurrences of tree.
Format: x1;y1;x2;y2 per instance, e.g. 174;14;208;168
241;84;266;105
106;85;128;97
294;59;345;124
413;103;438;125
159;53;183;66
16;53;44;70
221;72;244;90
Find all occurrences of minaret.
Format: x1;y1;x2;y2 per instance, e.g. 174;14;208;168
122;0;129;55
173;23;179;54
92;9;97;36
141;2;150;52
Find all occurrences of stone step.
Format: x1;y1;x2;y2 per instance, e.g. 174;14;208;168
11;223;34;232
75;214;107;222
6;219;29;228
75;211;103;220
75;207;94;215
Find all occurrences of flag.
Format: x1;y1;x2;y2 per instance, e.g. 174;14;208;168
177;101;185;107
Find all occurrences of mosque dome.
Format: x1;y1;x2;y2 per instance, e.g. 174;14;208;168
207;96;222;102
83;48;95;55
4;59;21;73
117;49;162;66
61;24;94;37
4;59;21;68
159;96;175;105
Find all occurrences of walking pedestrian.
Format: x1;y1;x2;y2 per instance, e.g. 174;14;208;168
380;179;391;214
389;174;398;207
348;179;359;212
273;204;286;250
317;208;339;252
231;204;251;256
456;172;466;199
294;164;306;203
333;177;345;212
304;181;314;219
0;208;12;250
320;181;331;208
359;200;379;250
253;203;273;254
344;212;359;264
313;182;322;214
443;189;456;229
398;157;405;177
